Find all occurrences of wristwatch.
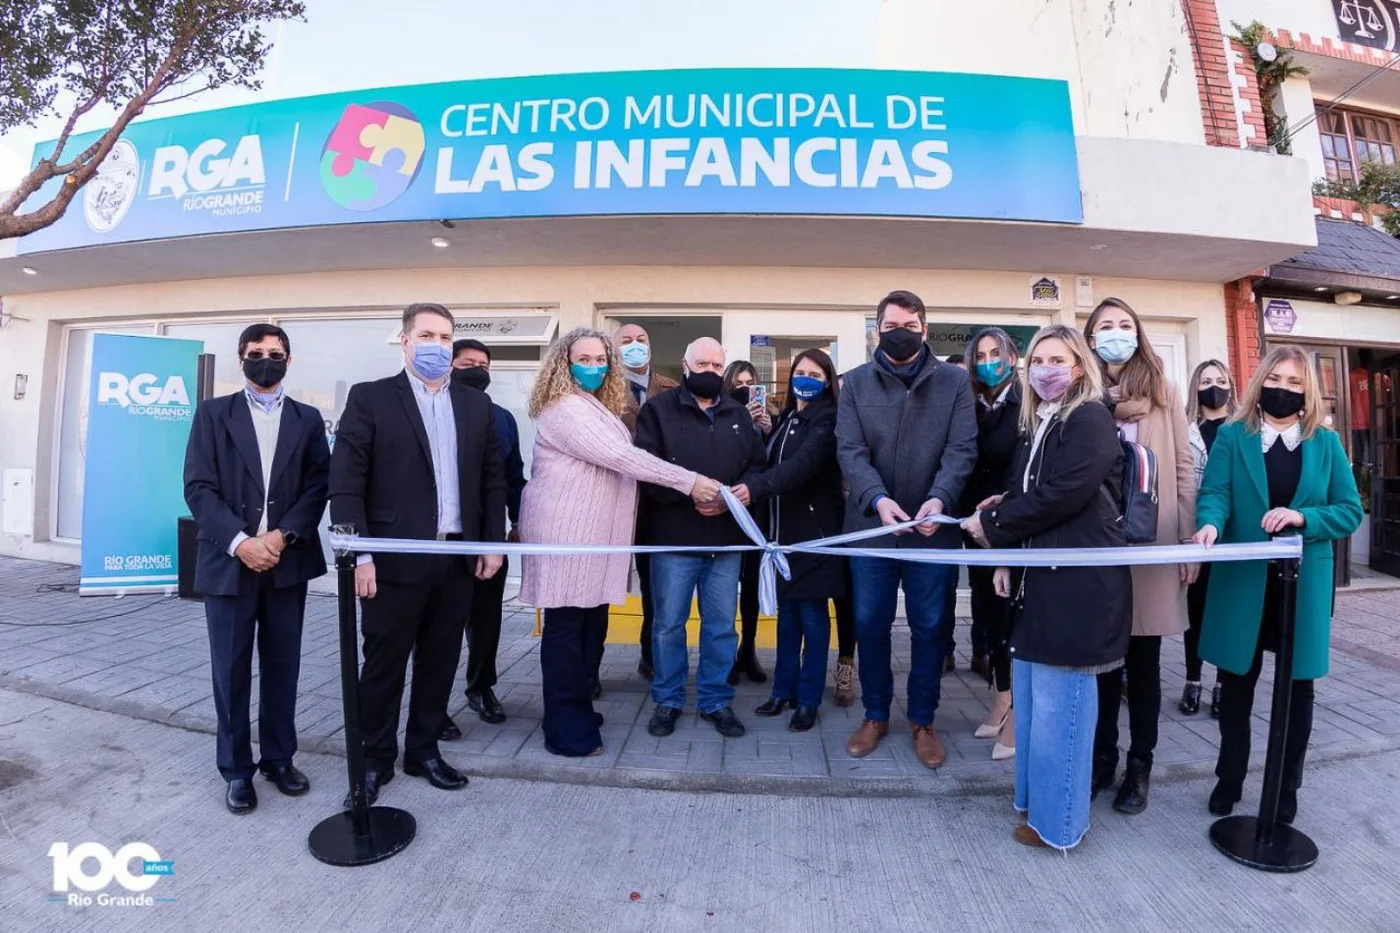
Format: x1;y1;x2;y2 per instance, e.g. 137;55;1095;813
278;529;299;546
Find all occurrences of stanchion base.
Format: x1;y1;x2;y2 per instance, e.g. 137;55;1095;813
308;807;417;866
1209;816;1318;873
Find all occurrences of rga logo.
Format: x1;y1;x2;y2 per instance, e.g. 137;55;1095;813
48;842;174;908
83;140;140;234
97;372;193;421
149;135;266;218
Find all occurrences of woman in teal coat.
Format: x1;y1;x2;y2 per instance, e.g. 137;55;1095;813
1192;345;1363;825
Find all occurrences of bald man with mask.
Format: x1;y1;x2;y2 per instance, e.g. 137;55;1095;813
635;337;767;740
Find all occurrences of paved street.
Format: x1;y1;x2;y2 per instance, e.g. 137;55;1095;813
2;687;1399;931
3;556;1400;795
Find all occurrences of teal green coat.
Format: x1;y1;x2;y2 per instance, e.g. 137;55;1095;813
1196;421;1362;681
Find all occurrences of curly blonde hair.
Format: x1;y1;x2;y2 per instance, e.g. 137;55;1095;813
528;326;631;418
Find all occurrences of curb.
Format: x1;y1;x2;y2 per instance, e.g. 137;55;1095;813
5;671;1399;799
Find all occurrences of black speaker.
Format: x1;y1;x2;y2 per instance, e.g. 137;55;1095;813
177;516;202;601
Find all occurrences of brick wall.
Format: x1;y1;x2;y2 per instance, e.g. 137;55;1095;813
1224;277;1262;380
1182;0;1240;148
1228;39;1268;149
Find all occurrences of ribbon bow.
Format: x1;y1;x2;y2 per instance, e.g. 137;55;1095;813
719;485;790;616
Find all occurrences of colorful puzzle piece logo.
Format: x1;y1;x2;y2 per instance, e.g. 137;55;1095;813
320;101;425;211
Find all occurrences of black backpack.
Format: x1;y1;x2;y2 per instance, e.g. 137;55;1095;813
1118;434;1159;544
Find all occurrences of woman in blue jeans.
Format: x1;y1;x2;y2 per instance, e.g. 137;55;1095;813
737;349;846;731
965;325;1131;850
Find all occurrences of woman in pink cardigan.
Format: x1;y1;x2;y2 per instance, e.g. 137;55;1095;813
519;327;721;757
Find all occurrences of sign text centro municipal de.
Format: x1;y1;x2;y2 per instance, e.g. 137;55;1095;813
20;68;1082;253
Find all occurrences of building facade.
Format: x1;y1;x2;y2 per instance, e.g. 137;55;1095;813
0;1;1316;571
1207;0;1400;579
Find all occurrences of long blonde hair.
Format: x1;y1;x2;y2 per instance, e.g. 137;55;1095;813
528;327;631;418
1184;358;1238;423
1019;325;1107;434
1231;344;1329;441
1085;297;1169;409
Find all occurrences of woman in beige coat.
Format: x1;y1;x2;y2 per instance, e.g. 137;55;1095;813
1084;298;1196;815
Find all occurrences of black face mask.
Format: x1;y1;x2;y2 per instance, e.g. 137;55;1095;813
685;370;724;400
242;356;286;390
452;367;491;391
1197;386;1229;412
729;387;751;405
1259;386;1305;420
878;327;924;363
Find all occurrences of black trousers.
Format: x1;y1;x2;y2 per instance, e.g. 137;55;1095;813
359;556;473;767
1184;564;1212;683
464;555;509;694
542;605;608;755
637;553;654;670
942;568;987;658
1095;635;1162;770
1216;575;1314;792
204;575;307;780
967;564;1012;692
833;560;855;659
738;551;760;650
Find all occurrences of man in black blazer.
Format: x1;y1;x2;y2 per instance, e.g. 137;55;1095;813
330;302;506;804
184;323;330;814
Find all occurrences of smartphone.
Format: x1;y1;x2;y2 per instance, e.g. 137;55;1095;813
751;384;767;408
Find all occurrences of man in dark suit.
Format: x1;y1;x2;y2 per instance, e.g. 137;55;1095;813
184;323;330;814
330;303;506;804
615;322;677;683
442;338;527;730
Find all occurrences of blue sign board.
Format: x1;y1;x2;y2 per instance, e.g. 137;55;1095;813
79;334;202;594
20;68;1082;253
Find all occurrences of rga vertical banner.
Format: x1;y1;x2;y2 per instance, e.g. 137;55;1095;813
79;334;203;594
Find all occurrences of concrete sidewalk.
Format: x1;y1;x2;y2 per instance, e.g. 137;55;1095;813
3;554;1400;795
2;688;1398;932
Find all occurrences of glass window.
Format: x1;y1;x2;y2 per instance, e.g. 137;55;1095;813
1352;114;1397;167
1318;109;1355;181
274;317;404;441
55;325;157;539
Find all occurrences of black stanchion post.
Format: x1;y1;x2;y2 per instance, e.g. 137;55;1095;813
308;540;416;866
1209;553;1318;872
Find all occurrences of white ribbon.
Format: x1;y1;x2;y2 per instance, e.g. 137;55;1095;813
327;496;1303;616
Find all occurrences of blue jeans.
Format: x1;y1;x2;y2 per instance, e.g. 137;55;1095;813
1013;659;1097;851
650;554;741;714
772;598;831;709
850;556;953;727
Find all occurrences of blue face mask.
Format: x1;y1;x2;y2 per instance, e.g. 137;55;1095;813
619;342;651;368
974;359;1011;387
1094;329;1138;365
571;363;608;392
411;342;452;381
791;375;826;400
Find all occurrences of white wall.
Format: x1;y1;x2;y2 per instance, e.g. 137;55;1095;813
877;0;1207;144
1214;0;1339;39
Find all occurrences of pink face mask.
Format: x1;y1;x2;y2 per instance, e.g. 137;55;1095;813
1029;364;1074;401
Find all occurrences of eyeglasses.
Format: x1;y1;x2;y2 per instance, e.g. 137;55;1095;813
244;350;287;362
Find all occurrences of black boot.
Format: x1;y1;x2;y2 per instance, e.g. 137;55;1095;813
1090;757;1117;801
1208;779;1242;816
1278;787;1299;825
1113;759;1150;815
729;643;767;685
1178;682;1202;716
1210;683;1222;718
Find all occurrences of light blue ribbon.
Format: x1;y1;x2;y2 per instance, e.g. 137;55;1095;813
327;497;1303;615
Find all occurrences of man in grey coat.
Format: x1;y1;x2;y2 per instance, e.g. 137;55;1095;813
836;289;978;769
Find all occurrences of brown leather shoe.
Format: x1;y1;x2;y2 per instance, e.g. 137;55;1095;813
1014;824;1050;848
912;724;947;769
846;719;889;758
